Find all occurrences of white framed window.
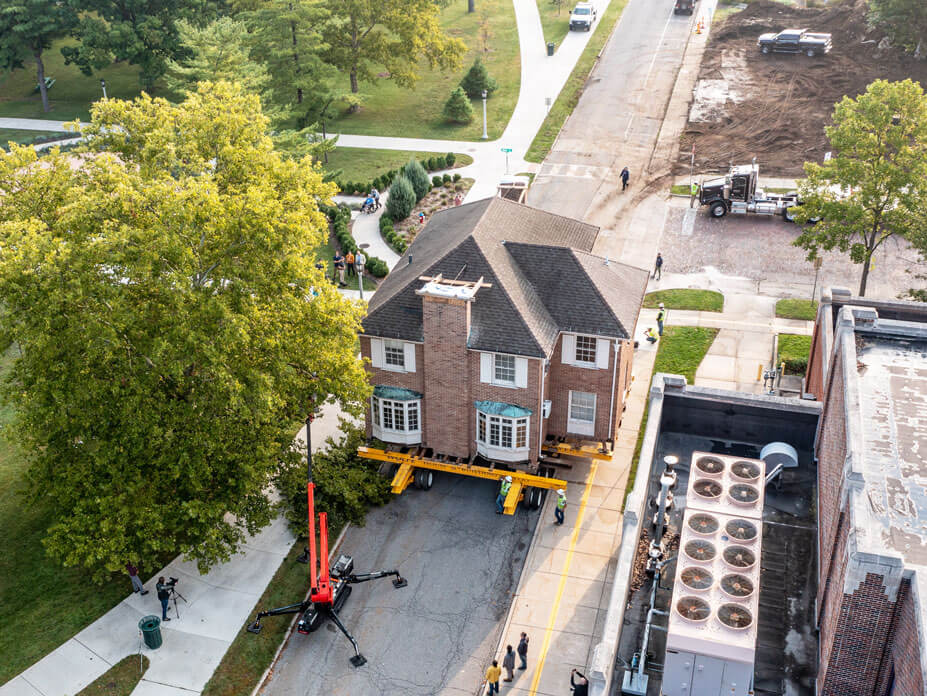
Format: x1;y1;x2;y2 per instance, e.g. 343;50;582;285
480;353;529;388
384;341;405;368
575;335;597;364
494;354;516;385
370;338;417;373
568;390;596;437
371;395;421;445
476;409;530;462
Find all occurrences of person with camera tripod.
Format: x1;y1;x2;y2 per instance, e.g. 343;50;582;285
156;577;173;622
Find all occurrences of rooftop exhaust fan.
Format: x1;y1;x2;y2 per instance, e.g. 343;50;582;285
676;596;711;622
684;539;717;562
681;567;714;591
729;484;759;506
693;479;723;499
723;545;756;569
731;461;761;482
687;513;720;535
718;603;754;629
725;519;758;542
720;573;755;598
695;456;725;477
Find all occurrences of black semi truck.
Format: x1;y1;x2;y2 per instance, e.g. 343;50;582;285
698;163;803;220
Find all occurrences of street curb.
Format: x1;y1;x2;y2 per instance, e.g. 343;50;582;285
249;522;351;696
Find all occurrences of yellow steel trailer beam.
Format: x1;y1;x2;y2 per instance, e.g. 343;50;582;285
357;446;568;515
541;442;613;462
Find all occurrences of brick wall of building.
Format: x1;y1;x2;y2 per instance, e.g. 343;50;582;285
806;309;826;400
547;335;628;443
469;352;543;464
887;580;926;696
360;336;425;439
421;295;472;459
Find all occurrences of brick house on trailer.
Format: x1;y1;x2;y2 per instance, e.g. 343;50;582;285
359;197;647;471
809;294;927;695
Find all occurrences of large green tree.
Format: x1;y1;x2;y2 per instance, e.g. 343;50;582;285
791;79;927;296
319;0;465;95
869;0;927;56
63;0;218;88
0;82;370;579
0;0;77;113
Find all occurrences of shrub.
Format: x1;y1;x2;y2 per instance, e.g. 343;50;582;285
379;215;394;233
403;158;431;201
366;257;389;278
445;152;456;167
459;57;497;99
443;87;474;124
386;175;416;221
432;175;443;188
452;173;462;182
443;173;452;184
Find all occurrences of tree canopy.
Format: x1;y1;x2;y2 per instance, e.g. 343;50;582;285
318;0;465;94
0;0;77;112
869;0;927;56
791;79;927;296
0;82;370;579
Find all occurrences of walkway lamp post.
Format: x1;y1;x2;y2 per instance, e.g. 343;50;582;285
481;90;488;140
356;244;368;302
100;79;107;100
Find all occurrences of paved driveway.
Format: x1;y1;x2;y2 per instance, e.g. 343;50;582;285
262;474;540;696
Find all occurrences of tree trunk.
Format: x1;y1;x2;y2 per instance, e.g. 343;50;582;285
350;68;359;97
35;51;49;113
858;256;871;297
468;0;475;12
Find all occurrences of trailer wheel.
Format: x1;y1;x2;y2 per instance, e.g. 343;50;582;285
761;45;770;55
413;469;433;490
526;488;543;510
805;48;816;57
709;201;727;218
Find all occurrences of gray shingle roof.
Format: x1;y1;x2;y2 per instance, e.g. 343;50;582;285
362;197;646;357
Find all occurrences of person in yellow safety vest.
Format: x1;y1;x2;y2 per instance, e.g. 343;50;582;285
656;302;667;337
554;489;567;525
645;327;658;344
496;475;513;515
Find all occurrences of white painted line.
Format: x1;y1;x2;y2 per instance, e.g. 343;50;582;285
643;7;678;90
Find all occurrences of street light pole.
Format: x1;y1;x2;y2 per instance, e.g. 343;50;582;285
481;90;488;140
100;79;107;100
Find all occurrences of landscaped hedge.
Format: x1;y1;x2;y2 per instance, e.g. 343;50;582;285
379;215;408;254
322;204;389;278
335;153;458;196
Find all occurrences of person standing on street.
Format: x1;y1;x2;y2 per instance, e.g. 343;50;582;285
156;577;172;622
485;660;501;695
653;252;663;279
517;632;529;670
571;669;589;696
126;562;148;595
620;166;630;191
496;475;512;515
656;302;667;337
502;645;516;681
554;489;567;525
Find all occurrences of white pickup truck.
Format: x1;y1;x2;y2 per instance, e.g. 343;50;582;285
569;3;597;31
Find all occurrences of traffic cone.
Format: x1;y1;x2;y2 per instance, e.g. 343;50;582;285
695;17;702;34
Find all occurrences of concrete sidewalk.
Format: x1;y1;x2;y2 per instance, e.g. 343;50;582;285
0;402;347;696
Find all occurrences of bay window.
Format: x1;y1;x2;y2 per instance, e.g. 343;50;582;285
371;386;422;445
474;400;532;462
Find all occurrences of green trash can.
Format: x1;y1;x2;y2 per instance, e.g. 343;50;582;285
547;42;555;56
139;615;162;650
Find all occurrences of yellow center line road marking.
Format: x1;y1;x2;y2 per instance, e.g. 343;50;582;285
529;461;599;695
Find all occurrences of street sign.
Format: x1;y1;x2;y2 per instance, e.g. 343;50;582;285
501;148;512;153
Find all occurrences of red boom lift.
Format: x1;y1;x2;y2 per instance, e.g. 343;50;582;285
246;417;407;667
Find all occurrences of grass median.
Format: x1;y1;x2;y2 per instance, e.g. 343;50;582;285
775;298;818;321
624;327;719;508
777;334;812;376
76;656;149;696
525;0;629;162
644;289;724;313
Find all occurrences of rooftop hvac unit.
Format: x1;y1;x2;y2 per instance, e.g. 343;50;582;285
663;455;766;696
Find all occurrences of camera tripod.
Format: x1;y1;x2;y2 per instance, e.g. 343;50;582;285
168;585;187;620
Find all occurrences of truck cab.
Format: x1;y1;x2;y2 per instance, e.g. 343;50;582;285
699;162;803;219
674;0;694;14
569;3;597;31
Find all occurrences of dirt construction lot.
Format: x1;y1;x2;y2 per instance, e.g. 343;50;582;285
678;0;927;176
660;202;927;298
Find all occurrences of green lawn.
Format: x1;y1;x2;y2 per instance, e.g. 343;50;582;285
76;656;149;696
776;298;818;321
0;351;141;684
536;0;572;49
778;334;812;375
0;39;145;121
526;0;629;162
327;0;519;141
0;129;69;148
625;327;719;507
644;289;724;312
201;540;315;696
322;148;472;183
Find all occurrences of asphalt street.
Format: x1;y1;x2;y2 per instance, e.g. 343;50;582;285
263;474;541;696
527;0;695;220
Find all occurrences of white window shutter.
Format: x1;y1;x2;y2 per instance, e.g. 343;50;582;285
480;353;492;383
515;358;528;388
595;339;609;369
562;335;576;365
370;338;384;368
403;343;416;373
